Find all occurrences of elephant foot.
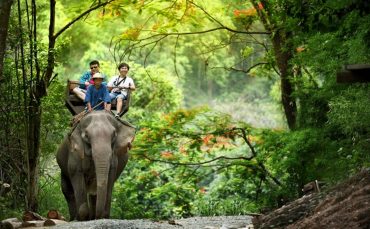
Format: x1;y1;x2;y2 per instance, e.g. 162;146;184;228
95;210;110;219
77;203;90;221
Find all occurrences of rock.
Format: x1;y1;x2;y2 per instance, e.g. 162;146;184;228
22;211;46;221
221;222;249;228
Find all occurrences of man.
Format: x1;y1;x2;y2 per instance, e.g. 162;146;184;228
73;60;106;100
84;73;111;112
108;62;135;117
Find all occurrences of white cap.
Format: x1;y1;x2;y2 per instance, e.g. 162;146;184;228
92;73;104;79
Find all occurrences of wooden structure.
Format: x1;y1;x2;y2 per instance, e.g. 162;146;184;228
65;80;131;116
336;64;370;83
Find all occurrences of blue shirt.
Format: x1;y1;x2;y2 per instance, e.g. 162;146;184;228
79;71;107;89
84;84;111;110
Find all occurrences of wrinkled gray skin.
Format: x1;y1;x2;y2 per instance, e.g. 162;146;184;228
56;111;135;220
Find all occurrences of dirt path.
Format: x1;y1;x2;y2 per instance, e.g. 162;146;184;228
4;170;368;229
52;215;253;229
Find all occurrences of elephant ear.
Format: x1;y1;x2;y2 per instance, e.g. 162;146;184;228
105;114;135;155
69;126;86;159
114;122;136;156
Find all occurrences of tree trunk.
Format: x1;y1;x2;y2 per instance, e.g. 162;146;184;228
271;31;297;130
22;210;45;221
26;99;41;211
0;0;14;82
251;0;297;130
43;219;67;226
22;0;54;212
47;210;65;220
43;0;56;89
1;218;22;229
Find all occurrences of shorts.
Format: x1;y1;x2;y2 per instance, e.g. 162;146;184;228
110;92;126;100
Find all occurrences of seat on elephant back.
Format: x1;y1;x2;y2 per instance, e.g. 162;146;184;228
65;80;131;117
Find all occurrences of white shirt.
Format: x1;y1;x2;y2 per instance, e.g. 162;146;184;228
107;76;135;96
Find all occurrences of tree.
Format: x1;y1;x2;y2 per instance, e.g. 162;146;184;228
2;0;116;212
250;0;297;129
0;0;14;82
108;0;299;129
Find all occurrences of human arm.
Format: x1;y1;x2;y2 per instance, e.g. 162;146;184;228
84;86;92;111
103;85;111;111
107;76;116;92
128;78;135;90
127;82;135;91
87;102;93;112
79;72;91;89
129;83;135;90
121;78;135;90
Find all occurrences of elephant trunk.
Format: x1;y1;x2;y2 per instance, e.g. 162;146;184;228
93;146;112;219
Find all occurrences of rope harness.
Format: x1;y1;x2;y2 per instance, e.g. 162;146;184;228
69;101;136;136
70;101;104;130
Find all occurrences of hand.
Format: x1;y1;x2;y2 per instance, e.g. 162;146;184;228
85;81;90;87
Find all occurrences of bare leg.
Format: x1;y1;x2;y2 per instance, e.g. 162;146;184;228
116;98;123;114
72;87;86;101
105;103;111;111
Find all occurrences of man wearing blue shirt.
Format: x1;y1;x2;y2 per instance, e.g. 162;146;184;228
84;73;111;112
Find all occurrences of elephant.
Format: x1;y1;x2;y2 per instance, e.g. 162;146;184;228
56;110;135;220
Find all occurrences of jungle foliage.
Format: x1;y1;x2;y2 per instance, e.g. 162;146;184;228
1;0;370;220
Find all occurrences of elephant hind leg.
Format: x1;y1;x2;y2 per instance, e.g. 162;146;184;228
61;173;77;221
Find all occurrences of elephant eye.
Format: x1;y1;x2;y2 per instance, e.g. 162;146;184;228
82;132;89;142
112;131;117;141
111;132;117;148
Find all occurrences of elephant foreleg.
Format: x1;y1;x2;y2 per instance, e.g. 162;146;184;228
70;173;89;221
61;173;77;221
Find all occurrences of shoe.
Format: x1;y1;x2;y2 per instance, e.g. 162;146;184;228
115;114;119;118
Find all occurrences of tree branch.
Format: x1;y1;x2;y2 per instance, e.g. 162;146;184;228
0;0;13;82
53;0;116;40
140;154;254;166
233;127;281;186
121;27;269;45
210;62;269;74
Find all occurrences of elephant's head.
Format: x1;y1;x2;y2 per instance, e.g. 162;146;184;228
69;110;135;218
